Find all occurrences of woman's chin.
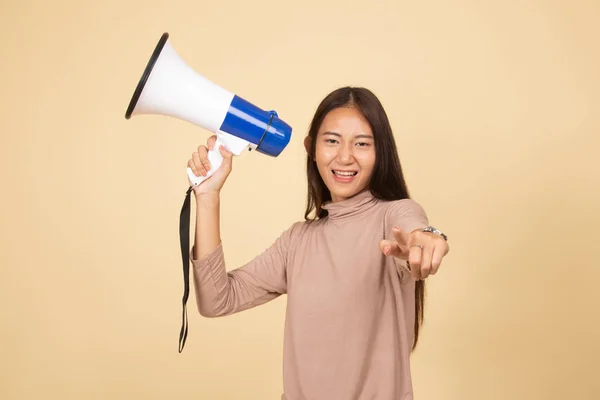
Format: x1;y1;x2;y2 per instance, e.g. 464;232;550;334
327;184;367;202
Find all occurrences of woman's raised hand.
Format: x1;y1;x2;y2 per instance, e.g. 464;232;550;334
187;135;234;197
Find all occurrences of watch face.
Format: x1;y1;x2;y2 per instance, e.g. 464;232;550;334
423;226;447;240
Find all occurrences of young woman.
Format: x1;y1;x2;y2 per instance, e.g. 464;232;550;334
187;86;450;399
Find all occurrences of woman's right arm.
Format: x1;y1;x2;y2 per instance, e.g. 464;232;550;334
188;135;233;260
187;136;293;318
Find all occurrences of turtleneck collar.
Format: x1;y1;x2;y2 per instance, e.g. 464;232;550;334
321;190;378;220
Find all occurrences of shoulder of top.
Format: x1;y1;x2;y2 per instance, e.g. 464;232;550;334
284;220;308;235
290;220;307;229
384;197;422;208
382;198;426;214
287;218;328;233
277;220;311;244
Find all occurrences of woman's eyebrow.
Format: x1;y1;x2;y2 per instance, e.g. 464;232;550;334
321;131;374;139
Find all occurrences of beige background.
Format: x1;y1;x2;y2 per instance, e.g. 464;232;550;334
1;0;599;399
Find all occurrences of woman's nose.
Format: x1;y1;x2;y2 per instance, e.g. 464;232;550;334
337;144;354;163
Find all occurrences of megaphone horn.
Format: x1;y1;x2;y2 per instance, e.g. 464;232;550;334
125;32;292;187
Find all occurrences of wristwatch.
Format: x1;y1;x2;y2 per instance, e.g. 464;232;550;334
421;226;448;241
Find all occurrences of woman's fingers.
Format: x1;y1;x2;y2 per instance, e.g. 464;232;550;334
192;147;207;176
197;144;211;173
379;239;402;257
207;135;217;151
431;240;447;275
383;226;449;280
408;245;423;280
419;244;435;279
187;158;199;177
391;227;410;251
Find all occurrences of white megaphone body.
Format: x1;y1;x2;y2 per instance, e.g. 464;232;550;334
125;33;292;186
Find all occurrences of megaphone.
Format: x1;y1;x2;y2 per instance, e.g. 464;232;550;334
124;32;292;186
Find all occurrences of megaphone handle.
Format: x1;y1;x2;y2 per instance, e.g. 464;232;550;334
186;136;225;187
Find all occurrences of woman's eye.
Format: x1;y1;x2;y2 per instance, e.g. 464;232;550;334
356;142;370;147
326;139;338;144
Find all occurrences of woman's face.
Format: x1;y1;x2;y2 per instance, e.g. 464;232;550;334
309;107;376;203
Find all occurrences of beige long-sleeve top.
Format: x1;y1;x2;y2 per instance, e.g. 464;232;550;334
191;190;429;400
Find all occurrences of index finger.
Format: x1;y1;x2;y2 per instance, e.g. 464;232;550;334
207;135;217;150
391;226;409;250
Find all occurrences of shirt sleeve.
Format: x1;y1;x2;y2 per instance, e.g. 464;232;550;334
384;199;430;278
385;199;430;234
190;222;300;318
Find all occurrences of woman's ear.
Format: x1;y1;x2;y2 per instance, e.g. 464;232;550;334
304;136;312;156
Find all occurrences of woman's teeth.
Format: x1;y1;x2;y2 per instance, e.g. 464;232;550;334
333;170;358;177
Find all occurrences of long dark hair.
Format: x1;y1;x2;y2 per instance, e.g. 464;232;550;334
303;86;426;350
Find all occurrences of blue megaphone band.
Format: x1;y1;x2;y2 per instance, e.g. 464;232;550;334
220;95;292;157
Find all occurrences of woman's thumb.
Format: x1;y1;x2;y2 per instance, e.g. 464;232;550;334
219;145;234;169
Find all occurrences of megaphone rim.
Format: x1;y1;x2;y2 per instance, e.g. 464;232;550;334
125;32;170;119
